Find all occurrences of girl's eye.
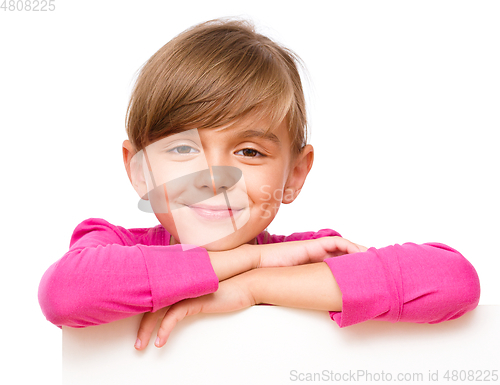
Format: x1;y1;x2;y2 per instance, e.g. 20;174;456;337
169;145;199;155
235;148;265;158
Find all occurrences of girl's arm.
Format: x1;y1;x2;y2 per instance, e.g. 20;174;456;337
146;264;342;349
38;242;220;329
144;241;480;349
324;242;480;327
248;263;342;311
38;218;228;328
251;242;480;326
39;218;362;328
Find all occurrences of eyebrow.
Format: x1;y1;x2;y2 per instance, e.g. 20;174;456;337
235;129;282;148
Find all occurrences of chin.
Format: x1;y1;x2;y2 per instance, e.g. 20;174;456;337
201;237;239;252
205;232;259;251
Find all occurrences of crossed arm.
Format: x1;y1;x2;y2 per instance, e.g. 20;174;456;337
135;237;364;350
39;219;479;342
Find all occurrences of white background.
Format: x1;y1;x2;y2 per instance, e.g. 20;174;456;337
1;1;498;383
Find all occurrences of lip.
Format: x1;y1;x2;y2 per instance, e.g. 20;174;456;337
189;204;243;210
187;204;244;221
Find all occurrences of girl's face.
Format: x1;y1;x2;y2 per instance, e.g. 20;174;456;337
125;115;313;251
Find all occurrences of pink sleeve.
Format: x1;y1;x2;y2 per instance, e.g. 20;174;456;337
324;242;480;327
38;218;219;328
260;228;343;244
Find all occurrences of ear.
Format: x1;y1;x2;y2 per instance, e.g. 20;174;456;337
122;140;149;200
282;144;314;204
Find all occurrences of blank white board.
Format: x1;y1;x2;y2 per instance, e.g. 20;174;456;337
63;305;499;384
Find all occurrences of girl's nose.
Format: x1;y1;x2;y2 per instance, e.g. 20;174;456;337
212;166;242;193
194;166;242;195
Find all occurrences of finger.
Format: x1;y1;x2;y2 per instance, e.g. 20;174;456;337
155;306;187;348
322;237;354;256
331;237;368;254
325;237;363;256
135;312;158;350
355;243;369;252
339;239;369;254
344;239;369;254
155;300;204;348
155;305;188;348
135;307;169;350
342;238;361;254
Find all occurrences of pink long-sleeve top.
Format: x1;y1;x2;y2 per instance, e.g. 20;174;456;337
38;218;480;328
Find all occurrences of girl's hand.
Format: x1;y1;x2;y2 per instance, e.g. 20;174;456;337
206;237;367;282
134;237;368;349
134;274;255;350
134;306;170;350
257;236;368;268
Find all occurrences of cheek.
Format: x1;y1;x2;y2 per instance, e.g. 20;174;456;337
247;180;286;208
155;212;177;236
147;153;208;187
244;167;286;204
245;183;285;226
164;178;190;209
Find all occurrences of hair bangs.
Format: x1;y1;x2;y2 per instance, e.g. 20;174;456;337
126;18;307;157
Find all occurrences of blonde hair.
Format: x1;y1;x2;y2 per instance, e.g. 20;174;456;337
126;18;308;158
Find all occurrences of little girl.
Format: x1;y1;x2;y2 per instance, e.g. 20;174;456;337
38;18;480;351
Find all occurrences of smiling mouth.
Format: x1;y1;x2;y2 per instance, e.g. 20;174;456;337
189;204;243;210
186;204;244;220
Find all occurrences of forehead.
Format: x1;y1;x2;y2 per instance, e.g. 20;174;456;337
211;127;282;149
209;115;289;147
144;112;291;153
